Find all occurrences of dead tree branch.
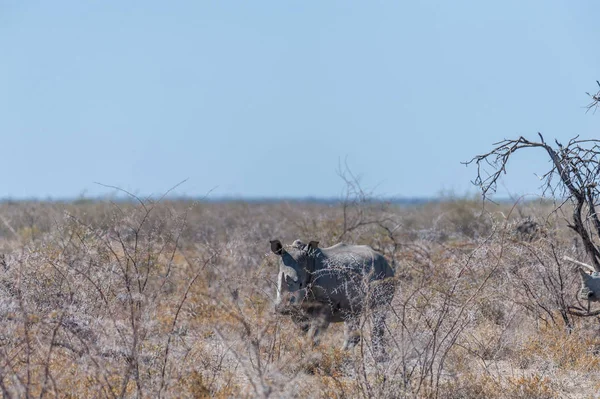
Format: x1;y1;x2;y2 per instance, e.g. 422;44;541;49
586;80;600;113
464;134;600;271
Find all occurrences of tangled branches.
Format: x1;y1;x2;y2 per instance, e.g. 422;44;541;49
586;81;600;113
464;134;600;271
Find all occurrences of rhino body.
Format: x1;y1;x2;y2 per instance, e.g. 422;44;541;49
270;239;395;358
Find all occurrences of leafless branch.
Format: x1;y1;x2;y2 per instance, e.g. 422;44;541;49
465;134;600;271
585;80;600;113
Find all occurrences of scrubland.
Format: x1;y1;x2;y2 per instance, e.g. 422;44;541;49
0;195;599;398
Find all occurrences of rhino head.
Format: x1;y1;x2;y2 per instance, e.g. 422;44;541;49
270;239;319;310
274;271;309;315
578;268;600;301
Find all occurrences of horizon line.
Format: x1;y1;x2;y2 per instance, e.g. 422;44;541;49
0;194;550;205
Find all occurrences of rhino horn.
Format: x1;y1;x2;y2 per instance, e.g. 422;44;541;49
281;266;298;282
270;240;284;255
277;269;297;303
279;272;288;293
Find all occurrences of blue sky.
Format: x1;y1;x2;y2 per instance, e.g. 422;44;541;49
1;1;598;200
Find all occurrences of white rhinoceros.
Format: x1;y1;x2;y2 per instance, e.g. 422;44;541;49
270;239;395;359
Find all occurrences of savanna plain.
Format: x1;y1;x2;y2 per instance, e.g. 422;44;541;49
0;194;598;398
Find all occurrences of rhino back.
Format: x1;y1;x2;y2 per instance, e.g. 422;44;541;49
318;243;394;279
308;243;394;312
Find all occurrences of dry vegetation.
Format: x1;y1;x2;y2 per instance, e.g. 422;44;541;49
0;191;599;398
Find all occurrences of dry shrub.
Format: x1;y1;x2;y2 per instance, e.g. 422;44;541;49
0;195;599;398
442;373;557;399
517;325;600;372
505;375;558;399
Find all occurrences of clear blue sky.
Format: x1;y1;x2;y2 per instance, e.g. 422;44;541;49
1;1;598;200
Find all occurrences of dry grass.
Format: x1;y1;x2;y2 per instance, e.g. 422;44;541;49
0;197;597;398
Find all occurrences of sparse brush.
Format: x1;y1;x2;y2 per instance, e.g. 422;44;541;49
0;190;598;398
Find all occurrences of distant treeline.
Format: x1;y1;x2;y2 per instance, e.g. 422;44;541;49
0;195;552;206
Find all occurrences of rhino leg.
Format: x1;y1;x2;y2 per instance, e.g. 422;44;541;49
342;317;361;350
291;313;311;334
306;308;330;347
371;311;389;362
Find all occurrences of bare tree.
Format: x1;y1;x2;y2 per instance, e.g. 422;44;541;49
586;80;600;113
465;133;600;272
336;160;389;240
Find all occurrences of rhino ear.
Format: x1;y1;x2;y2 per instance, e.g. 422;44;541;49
307;241;319;251
270;240;284;255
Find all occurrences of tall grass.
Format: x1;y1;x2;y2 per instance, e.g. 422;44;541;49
0;197;596;398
